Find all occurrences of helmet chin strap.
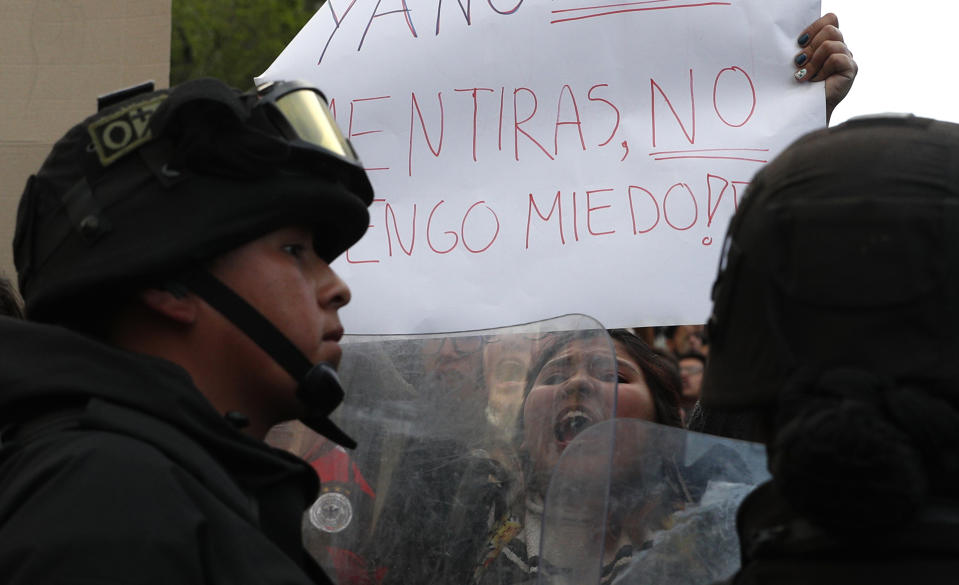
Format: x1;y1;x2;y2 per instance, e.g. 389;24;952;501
176;269;356;449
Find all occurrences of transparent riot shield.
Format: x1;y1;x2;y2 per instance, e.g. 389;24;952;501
536;419;769;585
266;314;618;585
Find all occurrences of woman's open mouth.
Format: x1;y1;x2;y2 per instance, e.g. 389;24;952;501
554;408;594;446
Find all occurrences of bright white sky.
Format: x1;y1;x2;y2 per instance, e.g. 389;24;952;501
821;1;957;124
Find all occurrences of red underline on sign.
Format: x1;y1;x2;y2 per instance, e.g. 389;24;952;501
550;1;732;24
653;155;768;162
364;167;390;172
552;0;692;14
649;148;769;155
648;148;769;163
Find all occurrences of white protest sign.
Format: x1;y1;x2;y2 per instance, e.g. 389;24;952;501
259;0;823;334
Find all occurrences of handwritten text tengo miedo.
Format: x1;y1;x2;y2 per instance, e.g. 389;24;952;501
333;67;760;263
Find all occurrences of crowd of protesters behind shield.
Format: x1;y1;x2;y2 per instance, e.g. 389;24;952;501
9;9;959;585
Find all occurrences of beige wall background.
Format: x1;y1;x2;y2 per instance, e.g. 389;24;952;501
0;0;171;286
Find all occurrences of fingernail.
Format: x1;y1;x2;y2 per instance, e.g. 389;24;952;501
794;68;807;81
794;53;807;66
797;33;810;46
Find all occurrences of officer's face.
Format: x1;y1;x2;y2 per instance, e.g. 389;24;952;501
206;226;350;432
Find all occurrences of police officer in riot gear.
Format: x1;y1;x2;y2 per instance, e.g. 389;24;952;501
699;115;959;584
0;78;373;584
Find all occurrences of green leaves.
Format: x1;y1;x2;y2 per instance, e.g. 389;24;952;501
171;0;321;90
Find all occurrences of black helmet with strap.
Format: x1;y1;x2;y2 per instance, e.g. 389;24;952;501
13;77;373;447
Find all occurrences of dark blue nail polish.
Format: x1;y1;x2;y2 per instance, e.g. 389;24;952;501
797;33;810;46
794;53;807;66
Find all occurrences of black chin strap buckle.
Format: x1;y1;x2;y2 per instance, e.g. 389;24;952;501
224;411;251;429
297;363;357;449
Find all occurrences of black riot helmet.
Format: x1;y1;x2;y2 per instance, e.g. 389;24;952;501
13;78;374;447
699;116;959;534
702;115;959;410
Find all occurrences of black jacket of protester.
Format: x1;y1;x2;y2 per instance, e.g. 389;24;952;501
722;482;959;585
0;316;332;585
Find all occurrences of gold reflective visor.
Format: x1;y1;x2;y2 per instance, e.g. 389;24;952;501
255;81;358;163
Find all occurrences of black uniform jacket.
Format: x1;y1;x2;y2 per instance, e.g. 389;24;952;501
725;481;959;585
0;316;333;585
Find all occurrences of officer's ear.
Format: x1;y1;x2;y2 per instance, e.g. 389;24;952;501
139;283;198;325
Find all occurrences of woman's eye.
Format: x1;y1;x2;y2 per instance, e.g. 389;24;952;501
539;370;567;385
617;373;628;384
589;370;616;383
591;365;617;383
598;372;617;383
